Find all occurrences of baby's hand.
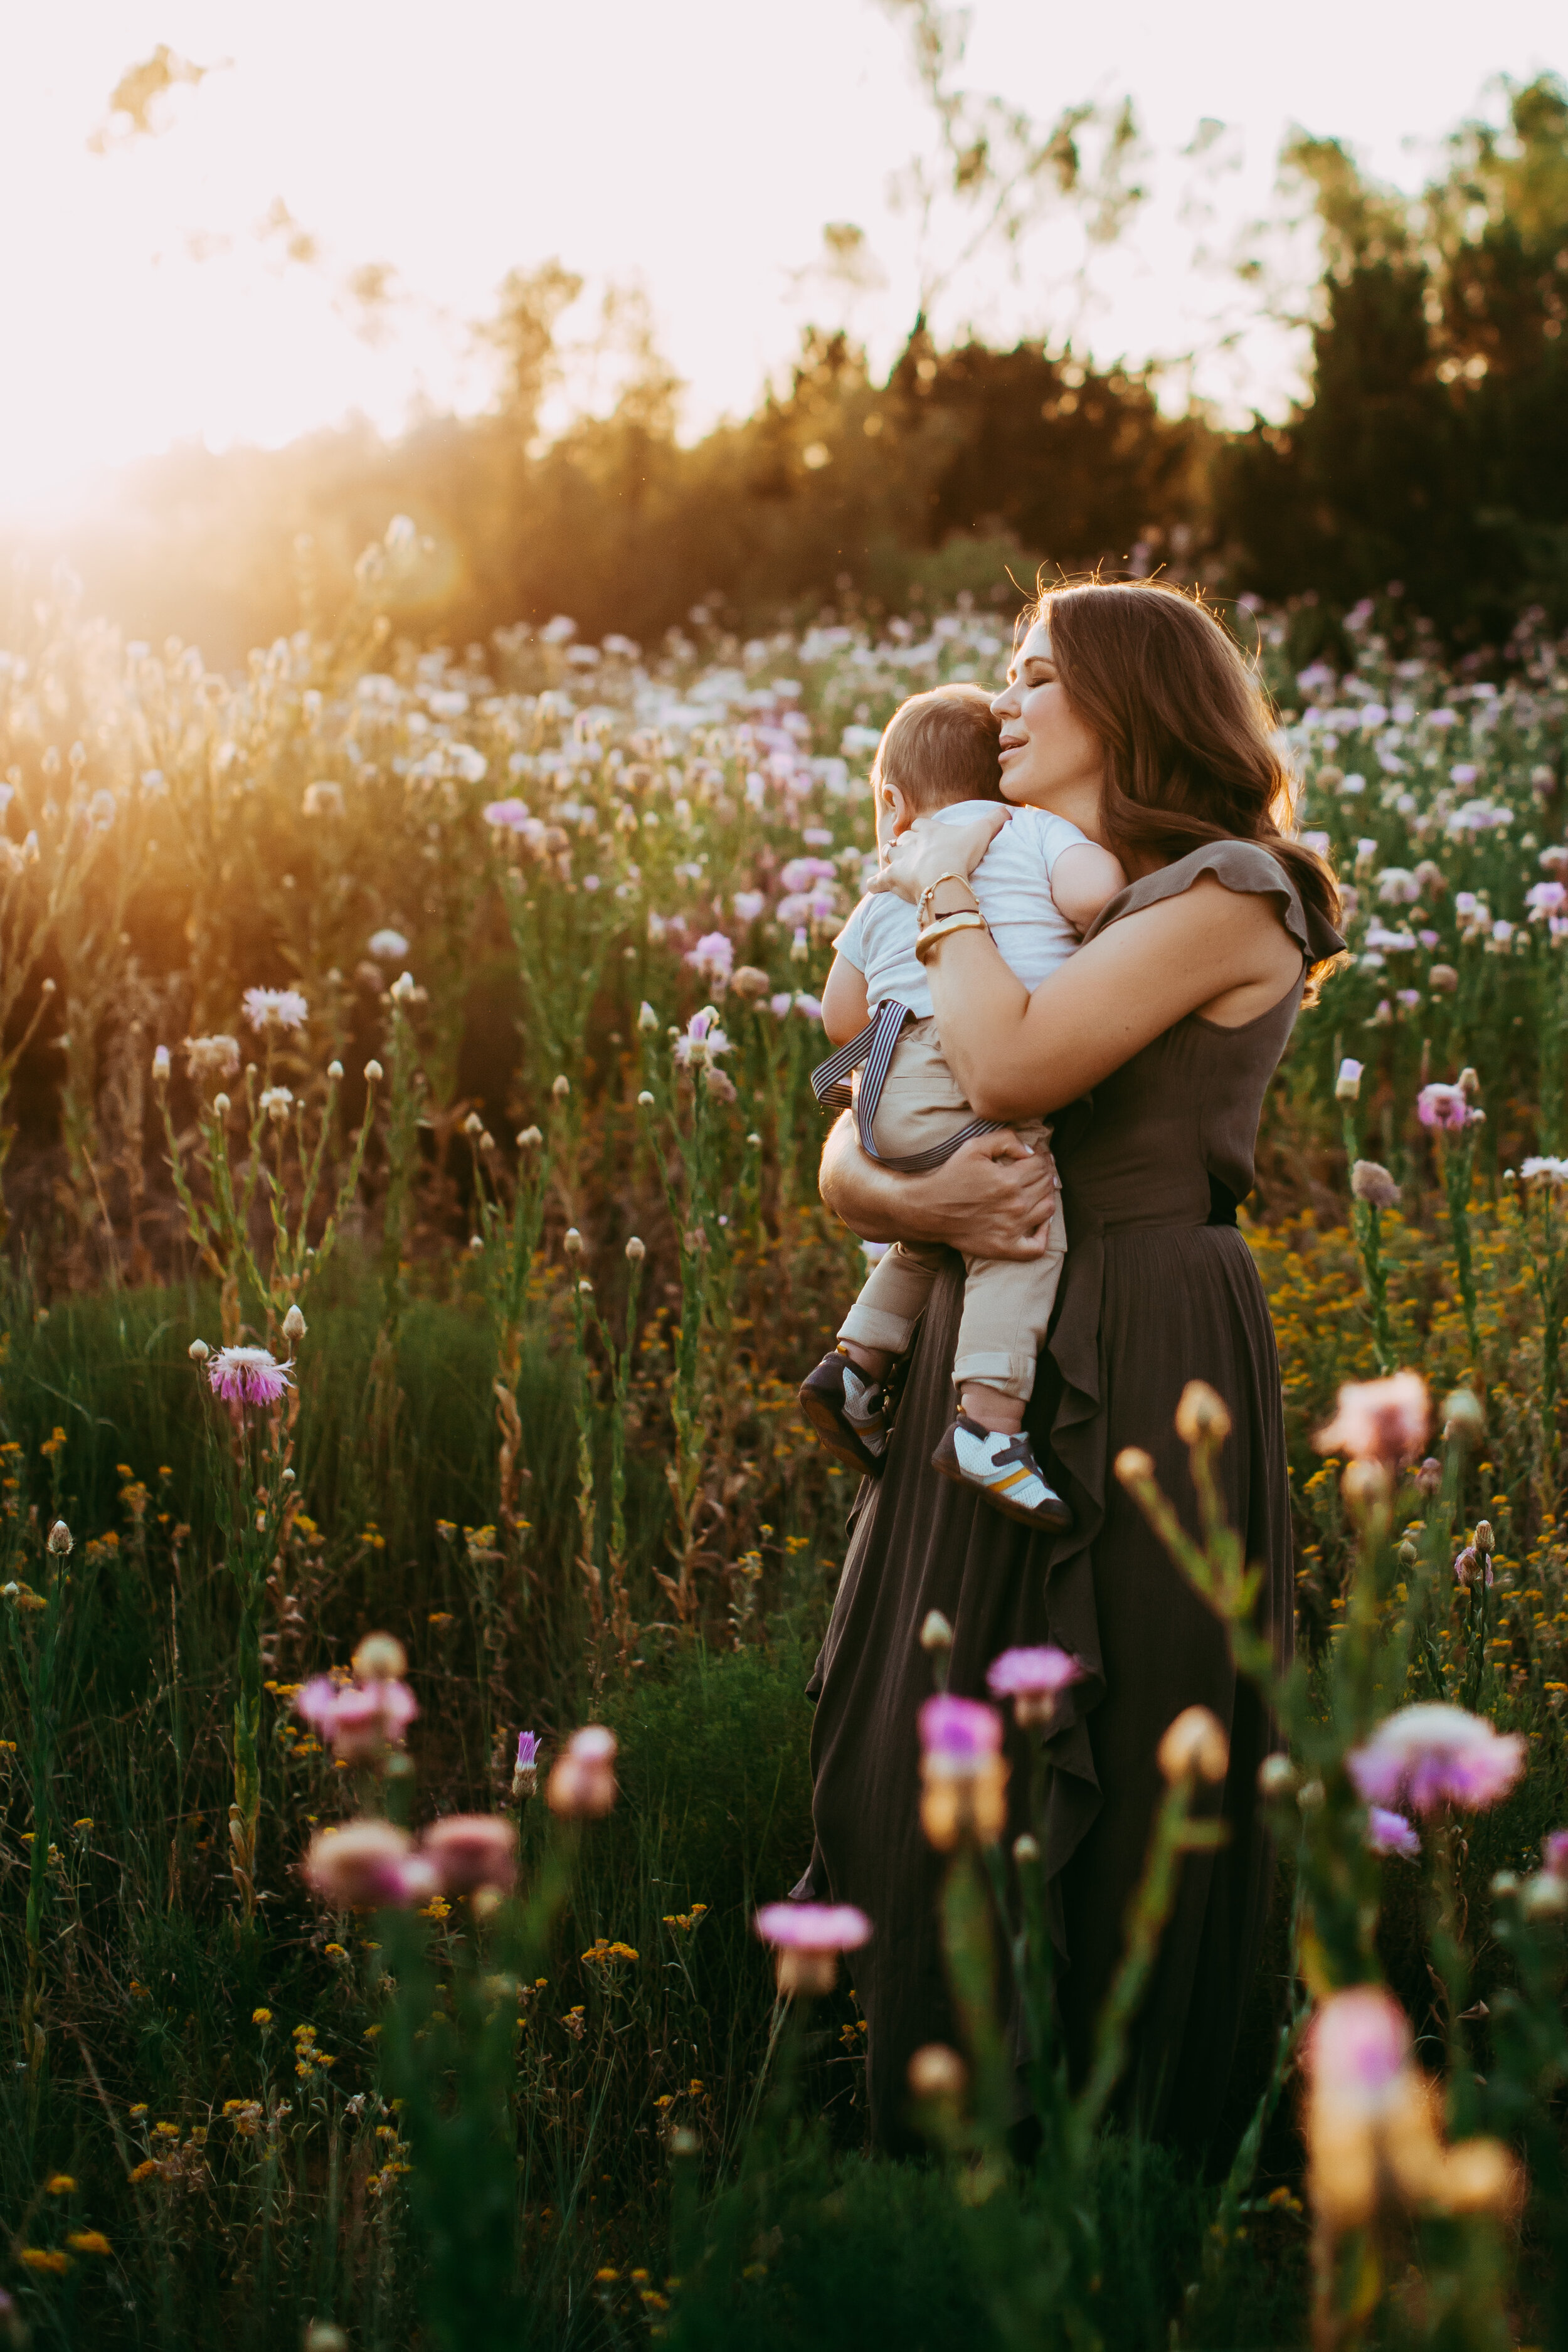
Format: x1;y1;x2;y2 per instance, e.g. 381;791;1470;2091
868;808;1012;899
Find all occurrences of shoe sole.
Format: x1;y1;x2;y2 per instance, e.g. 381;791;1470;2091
931;1447;1073;1532
799;1383;886;1478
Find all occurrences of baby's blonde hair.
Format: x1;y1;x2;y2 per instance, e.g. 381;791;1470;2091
871;683;1004;812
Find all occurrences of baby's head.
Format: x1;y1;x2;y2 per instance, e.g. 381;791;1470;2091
870;684;1002;845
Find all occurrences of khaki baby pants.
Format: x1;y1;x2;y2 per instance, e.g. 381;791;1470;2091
837;1016;1066;1404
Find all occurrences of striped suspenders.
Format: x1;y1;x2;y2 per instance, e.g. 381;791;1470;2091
808;1000;1002;1175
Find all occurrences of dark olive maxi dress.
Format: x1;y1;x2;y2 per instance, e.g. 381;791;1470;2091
801;842;1345;2154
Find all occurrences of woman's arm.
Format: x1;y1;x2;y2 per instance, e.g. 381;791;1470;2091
927;879;1300;1120
819;1113;1058;1259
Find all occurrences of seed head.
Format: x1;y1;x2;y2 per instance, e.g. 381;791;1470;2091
282;1305;307;1342
907;2043;967;2100
47;1519;72;1557
152;1044;171;1085
352;1632;407;1683
1114;1445;1155;1485
625;1236;646;1262
516;1125;543;1149
1442;1387;1484;1444
189;1338;210;1363
364;1059;383;1083
919;1609;953;1655
1174;1380;1231;1446
1157;1705;1229;1786
551;1074;571;1099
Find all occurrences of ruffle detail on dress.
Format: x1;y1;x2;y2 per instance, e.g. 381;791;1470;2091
1083;840;1345;970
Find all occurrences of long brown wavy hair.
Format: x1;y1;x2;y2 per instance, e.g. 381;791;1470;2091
1030;578;1342;988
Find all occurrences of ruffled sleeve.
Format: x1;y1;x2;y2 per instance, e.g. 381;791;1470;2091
1083;840;1345;965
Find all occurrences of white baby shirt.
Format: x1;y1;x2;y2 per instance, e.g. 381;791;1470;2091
833;801;1091;1021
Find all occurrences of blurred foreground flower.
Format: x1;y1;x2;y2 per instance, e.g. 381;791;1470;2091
985;1644;1083;1727
547;1725;618;1817
421;1813;519;1895
207;1345;294;1410
1347;1703;1525;1816
1305;1985;1519;2232
296;1634;417;1764
1314;1371;1429;1467
918;1693;1007;1849
305;1820;437;1909
1157;1705;1229;1785
754;1899;870;1994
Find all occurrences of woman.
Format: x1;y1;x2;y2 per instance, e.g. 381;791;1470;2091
803;579;1342;2156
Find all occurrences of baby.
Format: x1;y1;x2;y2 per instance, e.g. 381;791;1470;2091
798;682;1125;1530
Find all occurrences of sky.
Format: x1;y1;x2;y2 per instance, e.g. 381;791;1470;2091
1;0;1563;519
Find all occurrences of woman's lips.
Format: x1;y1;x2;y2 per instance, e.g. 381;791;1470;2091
998;739;1024;762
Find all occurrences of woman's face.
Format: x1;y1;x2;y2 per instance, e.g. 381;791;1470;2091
990;620;1105;834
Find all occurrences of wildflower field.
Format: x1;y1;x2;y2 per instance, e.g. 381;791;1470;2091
2;545;1568;2352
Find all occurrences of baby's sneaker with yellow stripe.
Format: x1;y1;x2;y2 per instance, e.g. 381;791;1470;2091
931;1413;1073;1532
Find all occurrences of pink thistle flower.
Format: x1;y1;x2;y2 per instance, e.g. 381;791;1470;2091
1316;1374;1429;1458
985;1645;1084;1727
754;1899;871;1994
1367;1806;1421;1858
685;931;734;985
1417;1082;1478;1132
208;1345;294;1409
778;856;838;894
1314;1372;1429;1466
1452;1544;1492;1590
918;1694;1008;1850
919;1693;1003;1761
1348;1703;1526;1817
672;1010;732;1069
183;1034;240;1084
1543;1830;1568;1880
304;1820;438;1909
1306;1984;1411;2114
546;1725;618;1818
295;1673;418;1764
242;987;309;1034
482;798;532;832
421;1813;519;1896
512;1730;540;1801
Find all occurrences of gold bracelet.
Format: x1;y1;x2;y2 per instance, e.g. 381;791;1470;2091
913;909;990;964
916;872;979;930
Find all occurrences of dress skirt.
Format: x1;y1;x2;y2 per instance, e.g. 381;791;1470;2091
803;1219;1293;2154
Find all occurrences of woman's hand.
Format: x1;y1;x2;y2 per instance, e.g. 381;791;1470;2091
819;1115;1057;1261
869;807;1011;903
